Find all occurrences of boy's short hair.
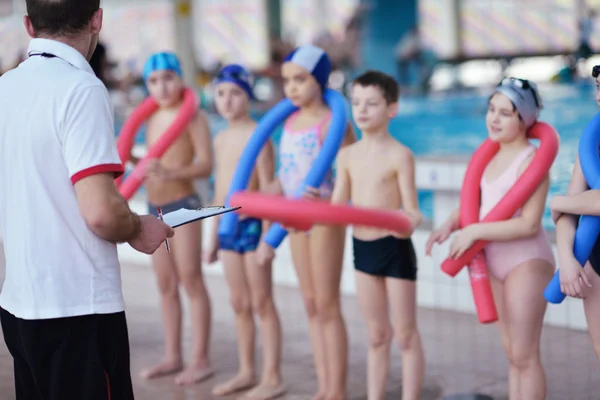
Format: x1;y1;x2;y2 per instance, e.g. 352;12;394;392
26;0;100;37
352;70;399;105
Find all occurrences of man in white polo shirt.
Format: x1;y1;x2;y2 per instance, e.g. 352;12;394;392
0;1;174;399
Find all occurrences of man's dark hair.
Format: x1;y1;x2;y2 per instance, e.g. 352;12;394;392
26;0;100;36
352;70;399;105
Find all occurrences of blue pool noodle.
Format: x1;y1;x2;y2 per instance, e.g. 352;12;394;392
545;112;600;304
218;89;348;248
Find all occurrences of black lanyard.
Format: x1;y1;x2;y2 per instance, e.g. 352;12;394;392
28;52;57;59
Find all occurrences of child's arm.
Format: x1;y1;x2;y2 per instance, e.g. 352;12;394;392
257;140;276;233
551;190;600;217
555;155;593;297
165;111;214;180
466;174;549;242
342;123;357;148
449;154;549;258
397;149;422;231
330;147;351;205
204;133;224;264
425;208;460;254
260;139;281;196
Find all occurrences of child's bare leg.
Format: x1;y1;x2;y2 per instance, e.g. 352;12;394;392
356;271;392;400
583;263;600;366
140;248;184;379
386;278;424;400
290;232;328;400
489;275;516;399
212;250;256;396
310;226;348;400
240;252;286;400
171;222;214;385
504;260;553;400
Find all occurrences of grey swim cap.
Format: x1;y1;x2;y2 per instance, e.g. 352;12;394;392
493;77;542;128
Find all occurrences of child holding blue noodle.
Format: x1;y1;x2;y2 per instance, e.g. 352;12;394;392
205;64;286;399
255;45;356;400
550;65;600;366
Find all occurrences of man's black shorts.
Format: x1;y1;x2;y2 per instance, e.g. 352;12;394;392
0;308;134;400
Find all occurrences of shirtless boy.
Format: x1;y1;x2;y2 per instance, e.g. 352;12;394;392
205;64;285;399
135;52;214;386
328;70;425;400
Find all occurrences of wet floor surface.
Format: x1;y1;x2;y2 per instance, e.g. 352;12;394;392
0;245;597;399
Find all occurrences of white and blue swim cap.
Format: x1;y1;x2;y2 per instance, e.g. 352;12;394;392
143;52;183;82
214;64;255;99
283;45;331;90
494;77;543;128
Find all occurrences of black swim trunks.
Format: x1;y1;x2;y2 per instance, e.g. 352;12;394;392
588;236;600;276
352;236;417;281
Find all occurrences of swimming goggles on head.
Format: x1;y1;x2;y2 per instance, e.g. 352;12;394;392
497;77;541;108
592;65;600;78
215;69;254;86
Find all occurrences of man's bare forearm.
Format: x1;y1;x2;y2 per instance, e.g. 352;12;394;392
89;193;141;243
109;194;141;242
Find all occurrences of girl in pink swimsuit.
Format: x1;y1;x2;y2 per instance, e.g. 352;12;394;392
255;45;355;400
426;77;555;400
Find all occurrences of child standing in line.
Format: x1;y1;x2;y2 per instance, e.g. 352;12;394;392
133;52;215;386
427;77;554;400
255;45;356;400
205;64;286;400
325;70;425;400
550;64;600;367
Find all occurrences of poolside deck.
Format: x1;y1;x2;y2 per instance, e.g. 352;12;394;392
0;244;597;400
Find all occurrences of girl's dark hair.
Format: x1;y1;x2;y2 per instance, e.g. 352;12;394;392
26;0;100;36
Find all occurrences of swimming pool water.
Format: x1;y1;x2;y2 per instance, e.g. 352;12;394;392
390;82;598;229
122;82;599;230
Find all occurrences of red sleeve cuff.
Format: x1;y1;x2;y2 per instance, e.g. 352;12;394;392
71;163;125;185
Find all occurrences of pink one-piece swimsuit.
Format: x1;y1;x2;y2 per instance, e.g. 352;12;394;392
479;144;555;281
278;111;334;198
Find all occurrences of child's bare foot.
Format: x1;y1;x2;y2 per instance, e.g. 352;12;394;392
212;373;256;396
311;390;328;400
239;382;287;400
174;364;214;386
139;359;183;380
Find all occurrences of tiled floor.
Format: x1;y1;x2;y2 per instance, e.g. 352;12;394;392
0;245;597;399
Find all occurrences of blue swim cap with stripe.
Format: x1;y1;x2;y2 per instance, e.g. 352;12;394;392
283;45;331;89
143;52;183;81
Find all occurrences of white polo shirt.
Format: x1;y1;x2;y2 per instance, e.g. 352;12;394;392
0;39;126;320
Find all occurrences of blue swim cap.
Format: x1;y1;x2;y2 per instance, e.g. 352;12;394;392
214;64;255;99
143;52;183;81
283;45;331;89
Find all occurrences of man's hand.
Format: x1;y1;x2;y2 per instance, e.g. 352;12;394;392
128;215;174;254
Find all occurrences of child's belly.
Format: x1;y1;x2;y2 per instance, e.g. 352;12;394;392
350;184;408;240
146;179;197;206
